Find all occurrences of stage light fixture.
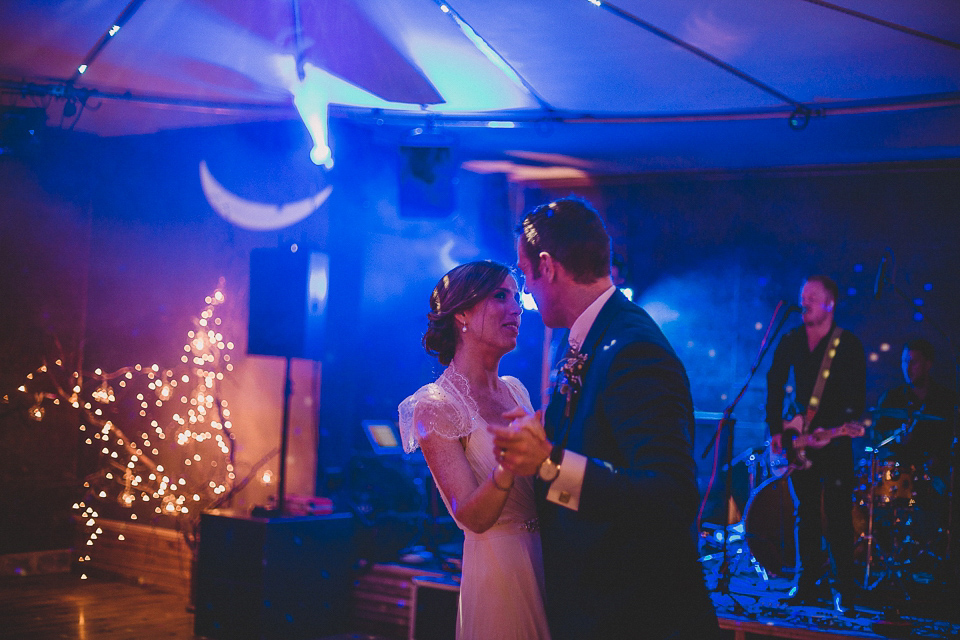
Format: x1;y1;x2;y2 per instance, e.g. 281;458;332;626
788;107;810;130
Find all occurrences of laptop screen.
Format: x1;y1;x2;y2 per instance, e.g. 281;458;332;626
362;420;403;454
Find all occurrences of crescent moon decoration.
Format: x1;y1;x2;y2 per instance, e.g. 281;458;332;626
438;238;459;274
199;160;333;231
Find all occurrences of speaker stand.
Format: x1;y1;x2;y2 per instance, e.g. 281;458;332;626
276;355;294;515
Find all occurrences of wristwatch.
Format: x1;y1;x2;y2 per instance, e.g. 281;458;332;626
537;445;564;483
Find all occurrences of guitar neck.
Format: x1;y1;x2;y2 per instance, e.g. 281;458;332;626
795;422;863;448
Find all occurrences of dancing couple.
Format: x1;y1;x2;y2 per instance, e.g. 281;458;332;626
399;198;719;640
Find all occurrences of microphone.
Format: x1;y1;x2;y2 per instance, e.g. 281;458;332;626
786;304;803;314
874;256;888;299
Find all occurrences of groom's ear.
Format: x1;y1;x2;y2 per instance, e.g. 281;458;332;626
538;252;556;282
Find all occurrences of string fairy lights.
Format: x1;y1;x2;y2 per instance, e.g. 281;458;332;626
8;279;238;573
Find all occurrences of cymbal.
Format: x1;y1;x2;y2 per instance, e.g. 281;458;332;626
869;407;945;422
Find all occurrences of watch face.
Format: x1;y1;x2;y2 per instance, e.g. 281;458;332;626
539;460;559;482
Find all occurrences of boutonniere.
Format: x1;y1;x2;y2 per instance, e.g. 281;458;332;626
558;350;588;417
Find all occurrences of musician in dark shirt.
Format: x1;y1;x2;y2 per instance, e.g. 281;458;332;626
877;339;957;526
766;275;866;607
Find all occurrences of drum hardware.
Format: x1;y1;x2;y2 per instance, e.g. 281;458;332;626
859;423;912;593
703;442;781;582
858;445;891;591
725;443;768;484
700;521;765;581
699;410;744;598
854;417;950;611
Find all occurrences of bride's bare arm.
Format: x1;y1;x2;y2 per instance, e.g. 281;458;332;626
416;413;514;534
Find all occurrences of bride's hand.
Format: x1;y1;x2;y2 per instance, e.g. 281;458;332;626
502;406;546;441
488;407;551;476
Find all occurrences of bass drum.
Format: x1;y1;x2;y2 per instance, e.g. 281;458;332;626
744;475;798;577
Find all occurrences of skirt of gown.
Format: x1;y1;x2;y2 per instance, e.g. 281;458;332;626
457;521;551;640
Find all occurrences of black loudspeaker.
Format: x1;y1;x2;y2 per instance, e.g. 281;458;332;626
398;145;456;218
194;509;356;640
248;246;328;359
0;107;45;156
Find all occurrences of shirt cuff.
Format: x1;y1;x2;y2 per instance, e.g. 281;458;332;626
546;449;587;511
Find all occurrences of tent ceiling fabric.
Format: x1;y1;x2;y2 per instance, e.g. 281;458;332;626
1;0;959;169
444;0;960;112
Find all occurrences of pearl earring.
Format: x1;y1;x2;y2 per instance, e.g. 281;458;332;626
462;325;467;333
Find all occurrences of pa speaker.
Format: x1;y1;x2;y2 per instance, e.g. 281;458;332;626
248;246;328;360
0;107;45;157
398;145;456;218
194;510;356;639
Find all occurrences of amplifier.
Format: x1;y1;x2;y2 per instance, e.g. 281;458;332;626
409;575;460;640
193;509;355;640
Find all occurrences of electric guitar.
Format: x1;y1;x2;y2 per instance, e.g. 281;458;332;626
770;416;865;477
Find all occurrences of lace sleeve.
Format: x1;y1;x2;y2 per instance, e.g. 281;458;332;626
398;383;470;453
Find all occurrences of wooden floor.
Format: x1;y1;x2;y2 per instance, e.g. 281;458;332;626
5;569;959;640
0;572;390;640
0;573;197;640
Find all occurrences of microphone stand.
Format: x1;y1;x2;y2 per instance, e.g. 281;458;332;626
705;303;799;598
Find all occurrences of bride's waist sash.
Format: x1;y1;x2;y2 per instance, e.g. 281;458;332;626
464;517;539;540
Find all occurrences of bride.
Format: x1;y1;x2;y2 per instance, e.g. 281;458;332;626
399;261;550;640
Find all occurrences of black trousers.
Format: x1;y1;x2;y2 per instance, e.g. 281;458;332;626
790;439;858;592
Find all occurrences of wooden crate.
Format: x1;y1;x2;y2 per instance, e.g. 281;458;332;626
76;518;192;595
351;563;452;640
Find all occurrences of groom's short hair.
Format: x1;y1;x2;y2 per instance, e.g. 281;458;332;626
517;197;611;284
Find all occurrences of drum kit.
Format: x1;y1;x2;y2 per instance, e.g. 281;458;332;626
726;407;950;603
852;408;949;602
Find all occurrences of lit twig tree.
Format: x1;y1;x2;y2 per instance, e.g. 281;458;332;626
5;278;238;572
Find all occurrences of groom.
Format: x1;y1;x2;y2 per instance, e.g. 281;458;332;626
491;198;719;639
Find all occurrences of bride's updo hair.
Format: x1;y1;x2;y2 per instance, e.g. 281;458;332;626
424;260;513;365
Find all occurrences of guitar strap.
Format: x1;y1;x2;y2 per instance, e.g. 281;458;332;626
803;326;844;431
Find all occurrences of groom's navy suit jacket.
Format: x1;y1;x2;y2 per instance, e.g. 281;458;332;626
537;290;718;640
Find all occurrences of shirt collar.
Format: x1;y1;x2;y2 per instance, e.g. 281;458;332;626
568;286;617;352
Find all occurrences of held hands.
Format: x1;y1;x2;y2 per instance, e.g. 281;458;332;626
487;406;552;476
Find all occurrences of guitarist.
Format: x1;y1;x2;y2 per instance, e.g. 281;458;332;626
766;275;866;607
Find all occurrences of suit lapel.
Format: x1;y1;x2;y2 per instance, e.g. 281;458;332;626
546;291;627;447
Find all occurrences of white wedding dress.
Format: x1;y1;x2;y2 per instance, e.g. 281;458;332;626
399;365;551;640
